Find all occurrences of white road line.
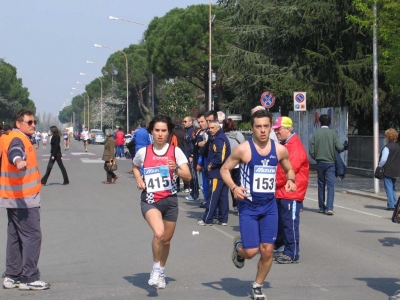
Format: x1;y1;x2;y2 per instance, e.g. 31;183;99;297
305;196;384;218
80;160;104;163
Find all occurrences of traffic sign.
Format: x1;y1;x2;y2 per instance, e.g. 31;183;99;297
260;91;276;109
293;92;307;111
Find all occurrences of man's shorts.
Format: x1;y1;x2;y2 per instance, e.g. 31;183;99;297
238;198;278;249
140;192;179;222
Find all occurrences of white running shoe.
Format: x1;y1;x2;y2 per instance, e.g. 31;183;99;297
19;280;50;290
148;268;160;286
252;282;266;299
3;277;19;289
157;273;166;289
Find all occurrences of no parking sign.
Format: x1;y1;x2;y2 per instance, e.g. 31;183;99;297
260;91;276;109
293;92;307;111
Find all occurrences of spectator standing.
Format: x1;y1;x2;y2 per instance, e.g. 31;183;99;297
220;110;296;300
0;109;50;290
223;118;245;214
102;129;117;184
272;116;309;264
183;116;195;193
171;117;186;192
309;114;344;215
198;119;231;226
114;126;125;159
41;126;69;186
90;131;96;145
378;128;400;210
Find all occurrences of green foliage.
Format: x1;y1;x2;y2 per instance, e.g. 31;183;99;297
157;78;198;119
0;59;35;124
145;4;231;104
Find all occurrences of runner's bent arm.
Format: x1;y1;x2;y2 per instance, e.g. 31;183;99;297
220;143;248;200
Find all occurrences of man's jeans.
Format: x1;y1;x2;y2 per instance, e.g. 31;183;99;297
116;145;124;158
317;162;336;211
384;176;397;209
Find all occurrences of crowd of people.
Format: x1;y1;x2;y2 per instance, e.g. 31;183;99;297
3;107;400;299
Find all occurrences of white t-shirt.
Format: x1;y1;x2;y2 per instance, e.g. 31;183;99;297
42;132;48;141
35;131;41;140
133;144;188;168
81;130;89;141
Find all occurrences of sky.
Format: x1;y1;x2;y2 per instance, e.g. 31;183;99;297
0;0;208;117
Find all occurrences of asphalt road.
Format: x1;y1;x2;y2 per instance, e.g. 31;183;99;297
0;139;399;300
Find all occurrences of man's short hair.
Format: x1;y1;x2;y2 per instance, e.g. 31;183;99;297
251;106;266;115
319;114;331;126
208;120;220;127
251;110;273;126
173;117;182;126
204;110;218;120
184;116;193;122
217;111;225;122
13;109;34;128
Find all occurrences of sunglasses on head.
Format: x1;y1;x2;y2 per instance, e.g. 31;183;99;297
22;120;37;126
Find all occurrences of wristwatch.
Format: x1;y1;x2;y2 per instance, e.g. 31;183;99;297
174;165;180;174
288;178;295;183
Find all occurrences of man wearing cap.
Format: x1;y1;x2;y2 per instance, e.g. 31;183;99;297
309;114;344;215
272;116;309;264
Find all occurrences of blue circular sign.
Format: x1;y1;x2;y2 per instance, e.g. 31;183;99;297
260;91;276;109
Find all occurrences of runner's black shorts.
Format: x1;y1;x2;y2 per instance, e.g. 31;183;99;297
140;191;178;222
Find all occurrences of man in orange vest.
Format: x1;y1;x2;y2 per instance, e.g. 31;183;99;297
0;109;50;291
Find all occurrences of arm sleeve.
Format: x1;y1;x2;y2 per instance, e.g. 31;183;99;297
379;147;389;167
132;147;146;167
210;138;227;167
8;138;25;165
309;136;315;159
175;147;189;166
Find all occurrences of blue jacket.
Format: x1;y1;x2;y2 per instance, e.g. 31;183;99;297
206;128;231;180
335;151;347;179
134;127;151;153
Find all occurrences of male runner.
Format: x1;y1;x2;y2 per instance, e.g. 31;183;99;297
220;109;296;299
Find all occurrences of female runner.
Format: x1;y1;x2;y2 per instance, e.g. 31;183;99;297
132;115;191;289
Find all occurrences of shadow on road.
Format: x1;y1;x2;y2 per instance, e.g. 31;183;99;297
203;278;270;298
378;237;400;247
354;277;400;297
123;273;176;297
364;204;386;210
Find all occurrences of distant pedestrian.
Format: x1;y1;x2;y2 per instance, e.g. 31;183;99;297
115;126;125;159
0;109;50;290
90;131;96;145
81;127;89;152
132;115;191;289
309;114;344;215
378;128;400;211
34;130;41;149
41;126;69;186
63;129;69;150
102;129;117;184
42;130;48;149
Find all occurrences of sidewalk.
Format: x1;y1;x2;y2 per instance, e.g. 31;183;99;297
308;170;388;201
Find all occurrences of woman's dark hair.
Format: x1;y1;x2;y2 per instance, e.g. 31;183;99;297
223;118;237;132
49;126;60;137
147;115;175;134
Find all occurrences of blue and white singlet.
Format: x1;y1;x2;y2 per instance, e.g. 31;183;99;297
240;138;279;203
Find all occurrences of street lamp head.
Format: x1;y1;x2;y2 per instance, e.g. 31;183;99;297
93;44;102;48
72;87;76;90
86;60;93;64
79;73;85;76
108;16;119;20
70;93;74;95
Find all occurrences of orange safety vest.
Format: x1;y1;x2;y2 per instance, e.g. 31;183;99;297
0;131;41;198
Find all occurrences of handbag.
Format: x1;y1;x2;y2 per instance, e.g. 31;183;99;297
374;166;384;179
392;197;400;224
107;160;118;172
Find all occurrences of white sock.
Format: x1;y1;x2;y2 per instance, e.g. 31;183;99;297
160;266;165;274
253;282;263;288
153;261;161;270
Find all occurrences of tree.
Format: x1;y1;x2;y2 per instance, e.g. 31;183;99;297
145;4;231;106
157;78;198;119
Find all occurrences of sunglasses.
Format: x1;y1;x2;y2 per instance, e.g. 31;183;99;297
22;120;37;126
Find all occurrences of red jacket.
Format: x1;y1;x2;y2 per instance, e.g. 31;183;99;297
275;134;309;201
115;130;125;146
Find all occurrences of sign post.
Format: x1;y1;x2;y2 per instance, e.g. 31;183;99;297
260;91;276;110
293;92;307;137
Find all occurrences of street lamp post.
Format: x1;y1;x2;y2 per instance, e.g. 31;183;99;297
80;73;103;130
209;0;212;111
76;82;90;130
106;17;155;117
94;43;129;132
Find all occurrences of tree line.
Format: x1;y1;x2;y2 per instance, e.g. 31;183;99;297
59;0;400;134
0;59;36;126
